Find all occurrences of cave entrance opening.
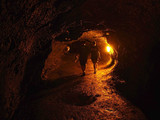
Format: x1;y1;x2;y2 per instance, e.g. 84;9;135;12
41;29;118;81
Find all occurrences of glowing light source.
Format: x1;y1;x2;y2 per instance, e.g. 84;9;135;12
106;32;110;36
106;46;111;52
106;45;114;54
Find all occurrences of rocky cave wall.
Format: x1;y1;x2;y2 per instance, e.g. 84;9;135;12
0;0;160;120
0;0;85;119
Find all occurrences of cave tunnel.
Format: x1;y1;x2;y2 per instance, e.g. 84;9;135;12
42;29;118;81
0;0;160;120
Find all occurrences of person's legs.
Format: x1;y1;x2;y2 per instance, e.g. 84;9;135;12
93;62;97;74
80;58;87;76
80;61;86;76
91;58;97;74
81;64;86;75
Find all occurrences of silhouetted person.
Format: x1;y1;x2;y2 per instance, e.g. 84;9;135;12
76;41;90;76
90;41;100;74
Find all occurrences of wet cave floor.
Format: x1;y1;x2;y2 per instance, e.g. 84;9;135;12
14;53;147;120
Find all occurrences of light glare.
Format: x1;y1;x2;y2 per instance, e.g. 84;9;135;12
106;45;114;54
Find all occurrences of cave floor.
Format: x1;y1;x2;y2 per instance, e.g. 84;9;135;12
15;54;147;120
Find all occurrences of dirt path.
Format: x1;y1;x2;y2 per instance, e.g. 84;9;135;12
14;54;147;120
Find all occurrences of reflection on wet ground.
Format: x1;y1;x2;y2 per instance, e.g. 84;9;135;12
15;53;147;120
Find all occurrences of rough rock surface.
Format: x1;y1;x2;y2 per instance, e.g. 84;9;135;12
0;0;84;119
0;0;160;120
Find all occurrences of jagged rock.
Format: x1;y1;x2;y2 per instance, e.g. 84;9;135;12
0;0;160;119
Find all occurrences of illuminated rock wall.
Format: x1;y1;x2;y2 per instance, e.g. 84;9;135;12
80;0;160;119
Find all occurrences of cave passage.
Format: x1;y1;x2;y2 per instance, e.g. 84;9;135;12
1;0;160;119
13;30;147;120
42;30;118;80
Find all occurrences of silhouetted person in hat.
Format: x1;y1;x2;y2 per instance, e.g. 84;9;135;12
90;41;100;74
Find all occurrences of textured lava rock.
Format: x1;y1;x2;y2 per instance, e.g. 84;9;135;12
1;0;160;120
0;0;85;119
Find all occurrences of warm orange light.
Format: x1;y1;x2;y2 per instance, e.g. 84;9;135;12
106;46;111;52
106;45;114;54
106;32;110;36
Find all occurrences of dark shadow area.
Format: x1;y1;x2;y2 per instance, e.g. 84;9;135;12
12;74;82;120
42;75;81;90
115;40;160;120
136;41;160;120
62;92;97;106
27;75;81;99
